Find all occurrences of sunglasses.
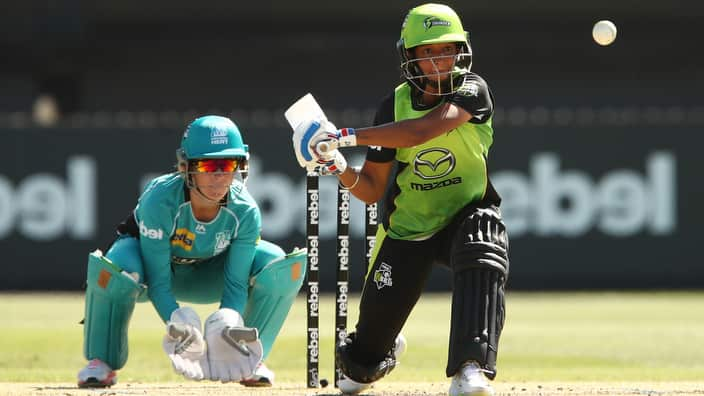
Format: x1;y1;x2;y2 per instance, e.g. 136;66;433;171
191;159;239;173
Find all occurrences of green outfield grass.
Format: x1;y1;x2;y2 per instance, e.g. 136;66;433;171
1;291;703;384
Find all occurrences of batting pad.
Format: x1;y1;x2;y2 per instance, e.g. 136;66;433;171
83;250;144;370
243;247;307;359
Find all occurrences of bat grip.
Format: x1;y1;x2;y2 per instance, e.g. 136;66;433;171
317;142;330;153
316;141;336;154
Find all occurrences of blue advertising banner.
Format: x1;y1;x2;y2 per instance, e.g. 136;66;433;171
0;123;698;290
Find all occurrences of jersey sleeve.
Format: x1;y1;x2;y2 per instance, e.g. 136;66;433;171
446;72;494;124
220;205;262;313
365;93;397;163
135;191;178;322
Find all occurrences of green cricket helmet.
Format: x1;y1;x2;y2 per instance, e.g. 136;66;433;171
397;3;473;95
176;115;250;184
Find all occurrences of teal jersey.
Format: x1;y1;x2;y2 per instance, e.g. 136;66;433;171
134;173;261;320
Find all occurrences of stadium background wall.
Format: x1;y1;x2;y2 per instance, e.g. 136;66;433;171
0;0;701;291
0;124;699;291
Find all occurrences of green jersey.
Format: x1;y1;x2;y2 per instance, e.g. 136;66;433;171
366;73;497;240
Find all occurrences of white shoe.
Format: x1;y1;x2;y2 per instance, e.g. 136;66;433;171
448;361;494;396
240;362;274;387
338;375;372;395
393;333;407;357
77;359;117;388
337;333;407;395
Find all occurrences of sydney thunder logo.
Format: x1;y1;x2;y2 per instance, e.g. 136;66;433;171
423;17;451;30
374;263;393;290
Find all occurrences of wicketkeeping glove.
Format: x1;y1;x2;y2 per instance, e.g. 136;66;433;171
162;306;207;380
202;308;263;382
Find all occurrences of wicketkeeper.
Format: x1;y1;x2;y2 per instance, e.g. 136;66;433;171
291;4;509;396
78;115;306;388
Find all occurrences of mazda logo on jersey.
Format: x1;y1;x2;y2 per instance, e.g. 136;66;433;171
413;148;455;180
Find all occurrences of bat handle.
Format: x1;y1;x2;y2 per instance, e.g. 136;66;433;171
316;141;336;154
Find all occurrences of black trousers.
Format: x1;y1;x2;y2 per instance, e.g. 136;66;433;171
351;221;454;366
350;204;508;377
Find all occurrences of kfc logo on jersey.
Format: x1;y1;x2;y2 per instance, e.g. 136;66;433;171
413;148;455;180
374;262;393;290
172;228;195;251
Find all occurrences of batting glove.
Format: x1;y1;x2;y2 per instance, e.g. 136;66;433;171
316;149;348;175
292;118;337;167
310;127;357;157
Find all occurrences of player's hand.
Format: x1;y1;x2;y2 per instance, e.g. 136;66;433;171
203;308;263;382
292;118;338;168
310;127;357;157
162;307;207;380
316;149;348;175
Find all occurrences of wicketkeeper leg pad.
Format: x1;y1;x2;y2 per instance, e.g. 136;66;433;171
243;243;306;360
104;236;149;302
447;206;509;379
83;250;144;370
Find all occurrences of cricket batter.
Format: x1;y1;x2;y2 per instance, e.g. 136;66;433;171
292;4;509;395
78;115;306;388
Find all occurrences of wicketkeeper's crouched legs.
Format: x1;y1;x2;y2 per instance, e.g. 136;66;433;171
244;241;307;360
83;242;144;370
446;205;509;379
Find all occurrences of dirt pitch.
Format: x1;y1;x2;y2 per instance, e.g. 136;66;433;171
3;382;703;396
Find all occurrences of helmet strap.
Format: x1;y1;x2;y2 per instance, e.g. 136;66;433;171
192;184;227;206
183;171;228;206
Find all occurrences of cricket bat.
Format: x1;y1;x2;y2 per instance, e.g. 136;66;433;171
284;93;326;130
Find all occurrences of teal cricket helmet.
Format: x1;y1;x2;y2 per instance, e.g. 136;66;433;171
179;115;249;160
